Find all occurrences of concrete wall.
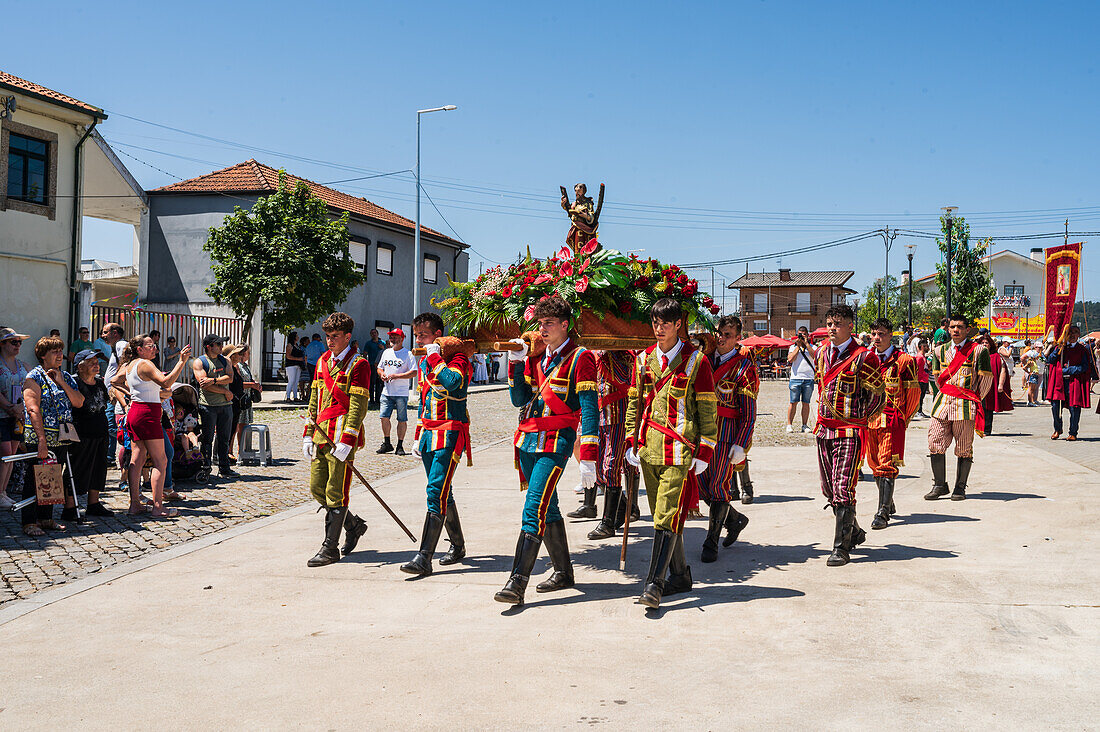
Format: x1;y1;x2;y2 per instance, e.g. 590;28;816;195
0;96;90;343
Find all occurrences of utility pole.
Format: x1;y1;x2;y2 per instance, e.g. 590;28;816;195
878;227;898;318
906;243;916;327
942;207;958;316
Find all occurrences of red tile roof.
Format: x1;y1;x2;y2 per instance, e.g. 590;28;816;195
151;160;464;248
0;69;105;118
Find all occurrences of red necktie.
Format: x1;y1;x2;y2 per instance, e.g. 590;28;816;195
661;355;669;371
831;346;839;363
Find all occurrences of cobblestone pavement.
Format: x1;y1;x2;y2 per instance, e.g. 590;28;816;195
0;389;520;607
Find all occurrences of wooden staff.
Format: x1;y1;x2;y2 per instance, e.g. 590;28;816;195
620;356;643;571
307;417;416;542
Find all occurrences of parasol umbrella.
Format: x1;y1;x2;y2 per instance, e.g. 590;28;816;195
810;326;829;341
1086;331;1100;342
740;334;794;348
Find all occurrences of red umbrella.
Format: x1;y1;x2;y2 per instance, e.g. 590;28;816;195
741;334;793;348
810;326;829;341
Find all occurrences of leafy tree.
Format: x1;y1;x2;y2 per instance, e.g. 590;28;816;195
856;274;905;331
934;215;995;324
204;171;363;341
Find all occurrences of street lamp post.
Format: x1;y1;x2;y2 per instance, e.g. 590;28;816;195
877;227;898;318
942;206;957;317
414;105;458;318
906;243;916;326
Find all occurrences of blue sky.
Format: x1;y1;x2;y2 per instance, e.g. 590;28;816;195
10;1;1099;302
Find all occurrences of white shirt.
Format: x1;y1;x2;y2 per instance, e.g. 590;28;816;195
104;340;127;385
655;340;683;369
789;342;816;380
542;338;572;372
827;337;855;363
716;347;738;366
876;345;896;359
379;346;414;397
332;344;352;362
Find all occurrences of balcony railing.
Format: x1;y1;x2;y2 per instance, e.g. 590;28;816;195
787;304;818;315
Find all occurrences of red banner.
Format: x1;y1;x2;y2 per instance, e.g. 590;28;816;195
1044;242;1082;339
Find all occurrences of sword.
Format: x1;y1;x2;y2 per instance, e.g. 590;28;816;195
306;417;416;542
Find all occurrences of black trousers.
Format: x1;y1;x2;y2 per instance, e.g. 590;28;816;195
70;435;108;497
199;403;233;472
21;445;72;525
369;365;383;405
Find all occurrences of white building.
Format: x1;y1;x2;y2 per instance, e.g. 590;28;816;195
0;70;145;343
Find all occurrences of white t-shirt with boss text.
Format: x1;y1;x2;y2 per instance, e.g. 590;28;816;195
379;347;415;397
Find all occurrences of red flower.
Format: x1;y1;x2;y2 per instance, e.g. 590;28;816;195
532;273;552;285
525;304;537;320
579;238;599;256
618;301;632;314
556;246;572;261
501;286;513;298
524;276;534;284
575;275;590;293
682;282;698;296
709;304;721;315
677;273;688;285
560;260;574;278
578;257;591;275
702;296;714;307
486;290;497;297
635;276;650;286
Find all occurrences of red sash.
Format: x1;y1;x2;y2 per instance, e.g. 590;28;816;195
597;357;630;410
637;350;694;449
316;352;355;424
936;341;985;433
515;353;582;436
817;345;870;433
712;350;750;422
419;418;473;466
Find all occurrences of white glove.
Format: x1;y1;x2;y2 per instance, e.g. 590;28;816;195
729;444;746;465
424;343;442;357
691;457;709;475
302;438;315;459
507;338;528;361
625;447;641;468
412;444;422;458
332;442;352;462
578;460;598;488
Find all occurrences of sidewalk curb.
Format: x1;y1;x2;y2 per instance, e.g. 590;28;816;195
0;437;510;627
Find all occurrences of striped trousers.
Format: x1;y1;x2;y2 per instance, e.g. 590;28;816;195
816;435;863;507
927;417;976;458
597;419;627;487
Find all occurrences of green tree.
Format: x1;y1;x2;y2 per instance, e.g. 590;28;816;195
856;274;905;331
934;215;995;324
203;171;363;341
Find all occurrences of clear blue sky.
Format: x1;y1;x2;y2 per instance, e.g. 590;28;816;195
10;1;1100;303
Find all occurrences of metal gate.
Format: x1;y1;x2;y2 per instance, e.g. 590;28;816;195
90;305;245;367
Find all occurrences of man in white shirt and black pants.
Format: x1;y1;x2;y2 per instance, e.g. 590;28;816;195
377;328;416;456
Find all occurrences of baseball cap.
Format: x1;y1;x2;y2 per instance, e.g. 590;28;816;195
72;349;99;366
387;329;405;338
202;333;224;348
0;327;30;342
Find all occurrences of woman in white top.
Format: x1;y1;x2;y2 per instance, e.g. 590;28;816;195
111;334;191;517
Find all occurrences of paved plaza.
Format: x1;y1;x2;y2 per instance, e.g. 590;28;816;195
1;383;1097;729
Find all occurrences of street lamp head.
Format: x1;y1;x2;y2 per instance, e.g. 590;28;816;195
442;105;457;111
942;206;958;217
418;105;459;115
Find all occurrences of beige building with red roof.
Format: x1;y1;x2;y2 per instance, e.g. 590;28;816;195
1;70;146;343
144;160;469;379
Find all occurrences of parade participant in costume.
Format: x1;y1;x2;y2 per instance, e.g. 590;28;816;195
495;297;600;606
1045;325;1098;441
697;316;756;563
925;314;993;502
400;313;472;576
302;312;371;567
625;298;717;608
865;318;921;530
583;350;634;538
813;305;886;567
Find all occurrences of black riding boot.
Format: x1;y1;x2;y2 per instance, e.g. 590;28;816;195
438;506;466;565
952;457;973;500
567;487;598;519
588;482;622;539
871;477;894;530
665;533;693;596
639;529;677;608
615;471;641;528
925;453;949;500
536;520;575;592
722;505;750;547
739;464;754;504
494;531;542;605
826;505;856;566
701;500;730;563
307;507;345;567
400;512;446;576
341;512;368;556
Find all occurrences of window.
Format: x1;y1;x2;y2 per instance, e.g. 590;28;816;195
753;293;768;312
7;132;48;204
796;319;811;331
376;243;394;276
375;320;394;331
1004;285;1024;296
753;320;768;333
795;292;810;312
350;238;369;274
423;254;439;284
